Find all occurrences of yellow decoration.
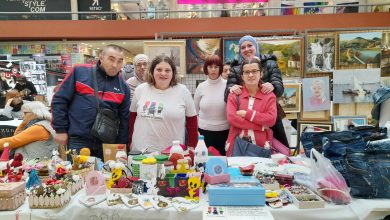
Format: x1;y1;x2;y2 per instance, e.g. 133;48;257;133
142;158;157;164
107;166;123;189
185;176;201;201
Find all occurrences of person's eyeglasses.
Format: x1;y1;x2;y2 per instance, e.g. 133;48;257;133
136;63;148;68
243;69;260;76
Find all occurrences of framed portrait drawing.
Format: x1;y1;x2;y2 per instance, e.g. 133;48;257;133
306;33;335;74
331;116;368;131
257;37;303;78
338;31;382;69
302;76;331;112
278;83;301;113
186;38;221;74
143;40;186;78
222;37;240;63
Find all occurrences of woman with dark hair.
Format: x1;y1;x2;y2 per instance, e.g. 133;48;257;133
194;55;229;155
129;55;198;152
225;58;277;156
225;35;289;148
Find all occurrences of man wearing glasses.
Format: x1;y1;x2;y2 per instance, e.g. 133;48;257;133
126;54;149;101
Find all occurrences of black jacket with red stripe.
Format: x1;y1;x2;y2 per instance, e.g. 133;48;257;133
51;62;131;144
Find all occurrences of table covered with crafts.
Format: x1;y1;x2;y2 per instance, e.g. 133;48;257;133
1;156;389;220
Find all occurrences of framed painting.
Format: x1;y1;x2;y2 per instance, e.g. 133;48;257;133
333;69;381;104
222;37;240;64
331;115;368;131
186;38;221;74
303;2;329;14
381;32;390;76
338;31;382;69
278;83;301;113
306;33;336;74
302;76;331;112
143;40;186;78
257;37;303;78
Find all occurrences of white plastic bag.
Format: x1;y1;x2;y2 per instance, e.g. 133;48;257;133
310;149;351;204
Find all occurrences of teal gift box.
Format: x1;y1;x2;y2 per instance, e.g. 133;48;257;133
208;181;265;206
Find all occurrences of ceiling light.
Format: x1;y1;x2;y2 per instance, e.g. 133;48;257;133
6;62;12;68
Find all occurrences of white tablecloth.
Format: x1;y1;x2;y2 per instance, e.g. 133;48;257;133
0;119;22;127
1;189;389;220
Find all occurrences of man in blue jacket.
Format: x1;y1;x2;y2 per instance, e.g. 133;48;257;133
51;45;131;159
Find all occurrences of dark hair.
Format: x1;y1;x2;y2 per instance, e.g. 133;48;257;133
102;44;124;54
240;57;262;75
146;55;178;87
224;61;232;66
203;55;223;76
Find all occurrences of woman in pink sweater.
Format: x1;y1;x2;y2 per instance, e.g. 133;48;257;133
225;58;277;156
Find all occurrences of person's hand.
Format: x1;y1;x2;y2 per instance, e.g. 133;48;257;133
55;133;68;147
261;82;274;94
230;85;243;95
236;110;246;118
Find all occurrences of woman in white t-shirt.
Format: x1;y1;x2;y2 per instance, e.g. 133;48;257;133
194;55;229;155
129;55;198;152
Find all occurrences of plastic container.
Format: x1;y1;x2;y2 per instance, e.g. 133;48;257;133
140;157;157;181
127;150;142;171
163;161;174;174
154;155;169;178
194;135;208;167
169;140;184;158
115;145;127;164
132;155;147;178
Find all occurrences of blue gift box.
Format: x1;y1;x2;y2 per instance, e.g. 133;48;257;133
208;181;265;206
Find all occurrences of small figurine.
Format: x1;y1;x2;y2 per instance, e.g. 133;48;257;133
10;153;23;168
185;176;201;201
107;163;124;189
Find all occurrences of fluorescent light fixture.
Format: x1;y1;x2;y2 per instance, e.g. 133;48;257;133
6;62;12;68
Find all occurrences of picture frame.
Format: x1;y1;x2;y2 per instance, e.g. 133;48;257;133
305;33;336;74
331;115;368;131
222;37;240;64
302;76;331;112
278;83;301;113
143;40;186;78
257;37;303;78
299;110;331;121
338;31;382;69
297;121;334;149
186;38;222;74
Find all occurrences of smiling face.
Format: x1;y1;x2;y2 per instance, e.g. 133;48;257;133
242;63;262;87
153;61;173;90
240;41;257;60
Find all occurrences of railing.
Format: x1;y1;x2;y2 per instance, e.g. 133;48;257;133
0;3;388;20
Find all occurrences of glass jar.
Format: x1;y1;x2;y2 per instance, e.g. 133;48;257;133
128;150;142;170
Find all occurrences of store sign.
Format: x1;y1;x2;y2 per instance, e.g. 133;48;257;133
78;0;111;12
78;0;112;20
177;0;268;4
2;0;71;19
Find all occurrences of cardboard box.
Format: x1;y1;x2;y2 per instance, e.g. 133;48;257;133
103;144;126;162
0;182;26;210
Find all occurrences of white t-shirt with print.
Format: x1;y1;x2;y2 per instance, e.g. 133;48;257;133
130;83;197;152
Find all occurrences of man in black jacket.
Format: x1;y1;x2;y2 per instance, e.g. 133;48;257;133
224;35;289;148
14;76;37;101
